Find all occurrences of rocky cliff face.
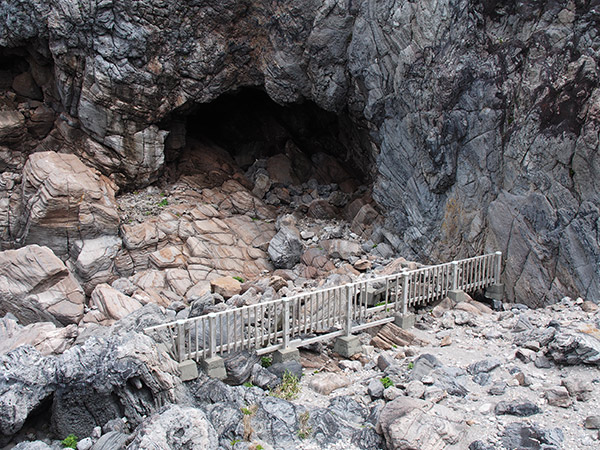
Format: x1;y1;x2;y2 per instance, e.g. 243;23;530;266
1;0;599;305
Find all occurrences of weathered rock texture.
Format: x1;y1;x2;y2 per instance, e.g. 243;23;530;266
1;0;599;305
0;245;85;325
0;331;181;444
17;151;120;258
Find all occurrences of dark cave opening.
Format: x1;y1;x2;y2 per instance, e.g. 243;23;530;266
161;88;375;192
2;393;56;447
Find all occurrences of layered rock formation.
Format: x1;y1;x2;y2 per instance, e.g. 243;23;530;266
0;0;598;307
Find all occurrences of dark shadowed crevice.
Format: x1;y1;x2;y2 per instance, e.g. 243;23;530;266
160;87;375;187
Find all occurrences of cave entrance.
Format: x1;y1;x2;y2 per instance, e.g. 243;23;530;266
163;88;374;197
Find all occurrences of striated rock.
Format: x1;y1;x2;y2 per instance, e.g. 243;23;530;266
0;346;56;440
210;276;242;300
267;225;303;270
127;405;218;450
307;199;338;220
546;330;600;365
0;245;85;325
148;246;185;269
377;397;463;450
83;283;144;325
223;351;259;385
0;318;77;355
353;259;372;271
90;431;132;450
73;235;123;294
309;396;383;449
17;152;120;258
371;323;427;350
0;111;25;143
251;364;280;390
321;239;362;261
500;422;563;450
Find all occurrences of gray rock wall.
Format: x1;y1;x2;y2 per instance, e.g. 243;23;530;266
1;0;598;305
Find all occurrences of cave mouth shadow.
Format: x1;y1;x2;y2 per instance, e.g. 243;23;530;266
161;87;374;189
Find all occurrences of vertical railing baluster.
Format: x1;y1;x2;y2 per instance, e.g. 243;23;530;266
177;320;185;362
345;285;352;336
451;261;459;291
282;298;290;349
208;314;216;359
401;273;409;314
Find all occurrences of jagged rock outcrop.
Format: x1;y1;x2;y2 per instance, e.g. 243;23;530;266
0;0;599;305
0;245;85;325
127;405;218;450
0;331;181;444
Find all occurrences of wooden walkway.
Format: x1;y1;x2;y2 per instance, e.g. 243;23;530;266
144;252;502;362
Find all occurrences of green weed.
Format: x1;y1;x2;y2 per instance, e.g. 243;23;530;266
381;376;393;389
61;434;78;449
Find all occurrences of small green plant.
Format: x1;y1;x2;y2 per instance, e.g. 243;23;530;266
243;381;254;388
61;434;78;449
381;376;393;389
144;210;152;215
231;438;241;446
271;370;300;400
158;198;168;207
375;301;387;307
408;362;414;370
241;406;255;415
251;217;259;221
260;356;272;368
256;445;264;450
297;411;312;439
233;276;245;283
372;243;378;248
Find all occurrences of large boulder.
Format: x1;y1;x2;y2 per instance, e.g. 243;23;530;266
72;235;123;294
377;397;464;450
546;330;600;365
82;284;144;326
268;224;303;269
127;405;218;450
17;151;120;258
0;245;85;325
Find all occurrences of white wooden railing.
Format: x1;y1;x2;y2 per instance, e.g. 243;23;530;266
144;252;502;362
